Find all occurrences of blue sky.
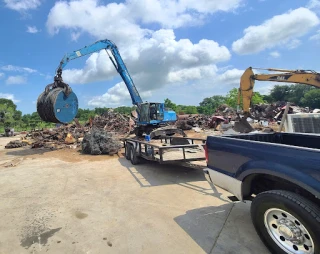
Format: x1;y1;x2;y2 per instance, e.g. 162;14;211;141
0;0;320;114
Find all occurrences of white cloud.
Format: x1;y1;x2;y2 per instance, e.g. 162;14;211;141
167;65;217;83
287;39;301;49
1;65;37;73
86;67;243;107
232;7;319;55
3;0;41;11
254;83;275;95
71;31;81;41
0;93;20;103
127;0;243;28
0;72;4;78
45;0;242;108
46;0;243;39
87;82;152;107
307;0;320;11
62;29;230;91
310;29;320;41
217;68;244;84
26;26;39;33
46;0;151;46
5;75;27;85
269;51;280;58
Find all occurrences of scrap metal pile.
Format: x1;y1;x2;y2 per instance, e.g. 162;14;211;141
175;102;312;132
85;110;134;134
176;114;213;130
82;128;122;155
5;110;133;153
4;103;317;150
175;114;229;131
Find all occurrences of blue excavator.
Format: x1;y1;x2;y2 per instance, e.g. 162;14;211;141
37;39;186;138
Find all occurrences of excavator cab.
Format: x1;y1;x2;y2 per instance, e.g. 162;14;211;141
135;102;182;138
138;102;165;123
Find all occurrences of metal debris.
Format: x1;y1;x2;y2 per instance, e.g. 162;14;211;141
82;128;122;155
5;140;27;149
6;110;132;152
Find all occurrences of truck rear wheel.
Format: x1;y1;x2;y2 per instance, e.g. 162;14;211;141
251;190;320;254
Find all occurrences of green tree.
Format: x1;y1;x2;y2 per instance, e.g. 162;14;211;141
76;108;96;122
286;84;315;105
252;92;265;104
164;98;177;111
0;98;17;111
198;95;226;115
226;88;265;109
175;105;198;114
225;88;239;108
301;89;320;108
13;110;22;121
114;106;134;115
262;94;273;103
269;85;290;102
94;107;109;115
0;98;16;127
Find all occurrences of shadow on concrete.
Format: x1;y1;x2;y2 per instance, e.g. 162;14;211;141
174;204;234;254
174;203;270;254
118;157;228;202
5;147;57;157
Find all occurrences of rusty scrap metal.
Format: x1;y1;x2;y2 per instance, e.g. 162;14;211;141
6;110;133;150
5;140;27;149
82;128;122;155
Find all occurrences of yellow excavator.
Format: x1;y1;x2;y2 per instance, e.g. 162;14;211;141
234;67;320;132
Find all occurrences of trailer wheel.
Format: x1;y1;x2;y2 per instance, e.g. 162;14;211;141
125;143;131;160
130;145;140;165
251;190;320;254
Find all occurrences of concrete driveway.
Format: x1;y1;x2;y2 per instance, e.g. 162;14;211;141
0;137;270;254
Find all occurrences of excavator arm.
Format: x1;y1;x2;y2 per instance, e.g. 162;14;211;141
235;67;320;133
51;39;142;105
238;67;320;113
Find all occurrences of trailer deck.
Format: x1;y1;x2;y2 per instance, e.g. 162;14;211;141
124;136;206;169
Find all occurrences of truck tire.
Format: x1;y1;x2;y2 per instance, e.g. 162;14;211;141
251;190;320;254
125;143;131;160
130;145;140;165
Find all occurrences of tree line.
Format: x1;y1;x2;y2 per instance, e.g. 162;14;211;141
165;84;320;115
1;84;320;131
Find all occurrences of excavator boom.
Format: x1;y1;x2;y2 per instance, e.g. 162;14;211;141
235;67;320;133
239;67;320;113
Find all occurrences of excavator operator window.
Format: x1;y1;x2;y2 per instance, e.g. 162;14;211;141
156;103;164;121
149;104;157;120
148;103;164;121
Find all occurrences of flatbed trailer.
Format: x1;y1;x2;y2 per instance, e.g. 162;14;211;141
123;136;206;169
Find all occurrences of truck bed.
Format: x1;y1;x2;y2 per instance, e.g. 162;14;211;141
223;132;320;150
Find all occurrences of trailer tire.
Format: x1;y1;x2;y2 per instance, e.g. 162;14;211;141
125;143;131;160
251;190;320;254
130;145;140;165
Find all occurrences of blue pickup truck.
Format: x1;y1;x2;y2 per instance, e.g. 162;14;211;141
203;132;320;254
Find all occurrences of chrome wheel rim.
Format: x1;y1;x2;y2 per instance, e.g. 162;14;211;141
264;208;314;254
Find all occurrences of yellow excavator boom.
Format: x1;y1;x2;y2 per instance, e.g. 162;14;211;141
238;67;320;113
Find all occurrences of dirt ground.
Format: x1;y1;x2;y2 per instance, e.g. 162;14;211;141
0;136;270;254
